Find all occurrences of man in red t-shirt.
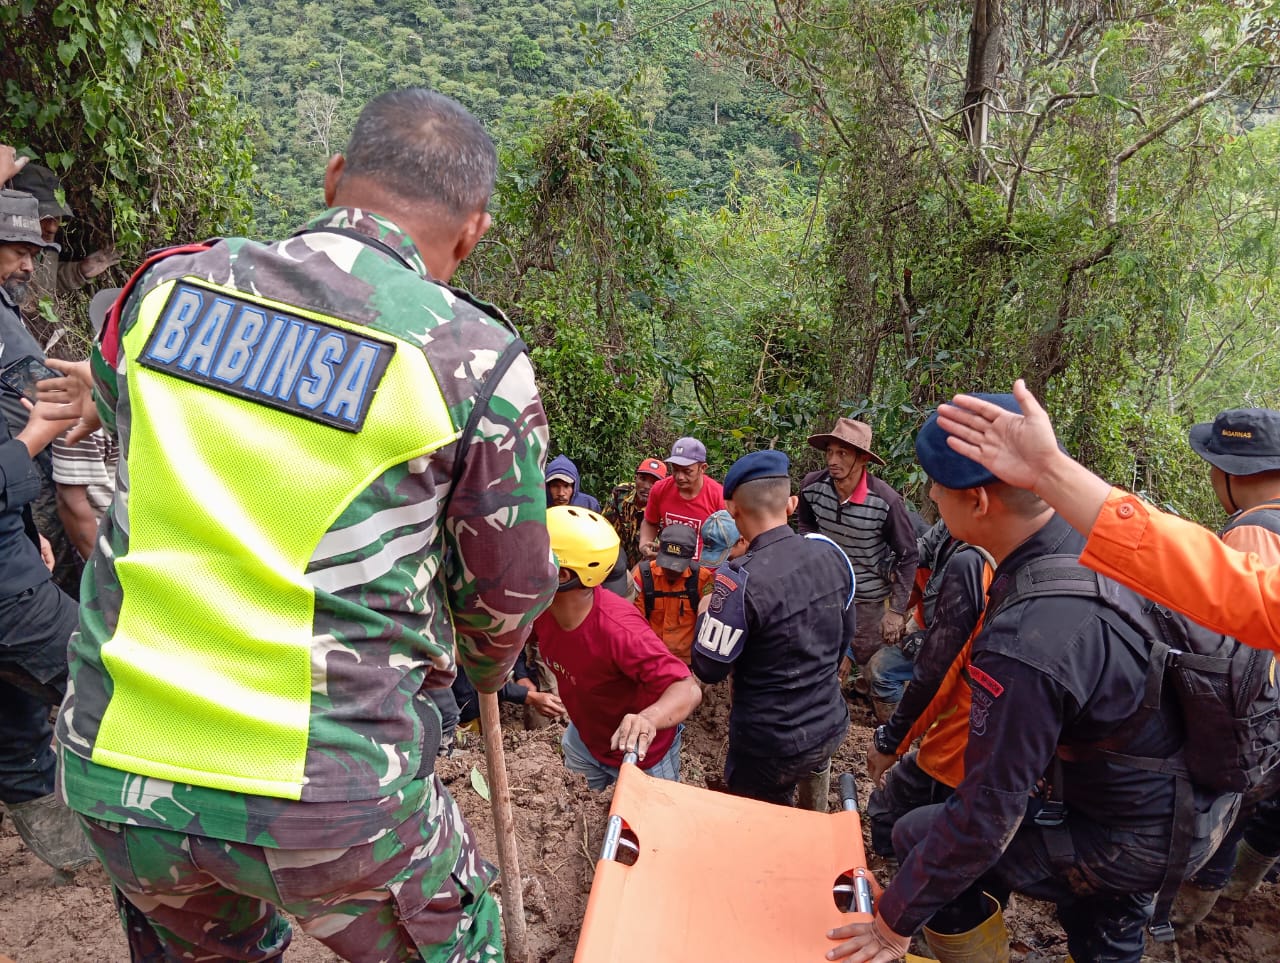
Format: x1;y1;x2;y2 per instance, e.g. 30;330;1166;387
541;505;702;789
639;436;726;562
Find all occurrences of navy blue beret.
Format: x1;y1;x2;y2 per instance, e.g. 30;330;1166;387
723;449;791;499
916;393;1021;489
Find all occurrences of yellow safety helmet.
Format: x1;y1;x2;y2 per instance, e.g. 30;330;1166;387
546;504;620;588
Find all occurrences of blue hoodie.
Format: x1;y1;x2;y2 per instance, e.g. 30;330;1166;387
545;454;600;511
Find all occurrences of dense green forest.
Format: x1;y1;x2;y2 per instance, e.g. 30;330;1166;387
3;0;1280;522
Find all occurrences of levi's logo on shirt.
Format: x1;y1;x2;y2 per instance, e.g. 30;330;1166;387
139;279;394;432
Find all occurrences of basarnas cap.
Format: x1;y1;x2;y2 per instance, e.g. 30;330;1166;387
636;457;668;479
0;190;59;251
807;417;885;467
10;164;73;220
698;509;740;568
667;436;707;466
1189;409;1280;476
88;287;122;337
723;449;790;500
917;393;1022;489
656;523;698;572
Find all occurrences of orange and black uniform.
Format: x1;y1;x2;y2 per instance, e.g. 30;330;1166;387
631;561;714;664
880;514;1235;962
1081;489;1280;650
866;545;986;855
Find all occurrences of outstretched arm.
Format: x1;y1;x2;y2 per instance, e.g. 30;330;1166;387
610;676;701;761
937;379;1280;651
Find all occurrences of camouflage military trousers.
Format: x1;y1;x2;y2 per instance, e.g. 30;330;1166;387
78;778;504;963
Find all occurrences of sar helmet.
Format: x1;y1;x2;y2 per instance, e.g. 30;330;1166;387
546;505;620;588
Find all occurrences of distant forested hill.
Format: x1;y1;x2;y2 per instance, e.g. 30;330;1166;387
226;0;806;233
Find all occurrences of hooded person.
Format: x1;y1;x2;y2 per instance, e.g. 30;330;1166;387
545;454;600;511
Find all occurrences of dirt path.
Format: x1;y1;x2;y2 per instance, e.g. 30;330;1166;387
3;685;1277;962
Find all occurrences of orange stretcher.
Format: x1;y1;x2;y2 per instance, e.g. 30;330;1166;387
574;761;893;962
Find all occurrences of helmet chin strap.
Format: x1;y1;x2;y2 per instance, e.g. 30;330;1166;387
557;572;585;593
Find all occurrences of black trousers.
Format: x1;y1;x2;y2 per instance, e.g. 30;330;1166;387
0;579;79;803
725;726;846;807
866;751;953;857
894;800;1203;963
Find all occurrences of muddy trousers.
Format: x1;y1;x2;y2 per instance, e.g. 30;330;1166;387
894;801;1199;963
865;751;952;857
78;779;503;963
0;579;78;804
725;727;847;809
1191;793;1280;889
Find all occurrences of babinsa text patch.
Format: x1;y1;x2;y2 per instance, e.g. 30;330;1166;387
139;280;394;432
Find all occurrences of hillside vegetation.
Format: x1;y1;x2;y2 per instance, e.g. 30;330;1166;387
3;0;1279;520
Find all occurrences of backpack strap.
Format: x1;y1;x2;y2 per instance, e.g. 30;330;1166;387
684;563;701;612
986;553;1203;942
640;564;656;620
1222;498;1280;538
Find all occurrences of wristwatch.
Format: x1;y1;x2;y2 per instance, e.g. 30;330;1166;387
873;724;896;756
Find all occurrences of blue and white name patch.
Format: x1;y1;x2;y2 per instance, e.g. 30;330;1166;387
139;280;394;432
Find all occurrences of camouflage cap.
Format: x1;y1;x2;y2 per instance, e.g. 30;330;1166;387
0;190;59;250
10;163;73;219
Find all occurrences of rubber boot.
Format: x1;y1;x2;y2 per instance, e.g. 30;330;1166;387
871;698;899;724
1170;881;1222;928
1223;839;1279;901
923;893;1011;963
6;792;97;873
796;762;831;813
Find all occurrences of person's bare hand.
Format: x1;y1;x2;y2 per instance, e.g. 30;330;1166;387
0;145;28;185
79;247;121;280
866;747;897;789
526;690;566;719
936;379;1059;492
639;539;659;559
43;359;101;444
610;712;657;760
34;362;87;410
838;654;853;683
880;610;908;645
826;913;912;961
39;534;54;572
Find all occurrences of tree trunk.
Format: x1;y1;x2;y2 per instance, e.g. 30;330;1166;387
962;0;1002;183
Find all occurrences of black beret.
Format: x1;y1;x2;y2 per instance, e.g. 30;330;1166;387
723;449;790;499
916;393;1021;489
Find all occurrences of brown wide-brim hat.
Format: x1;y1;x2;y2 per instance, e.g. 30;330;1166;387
807;417;885;466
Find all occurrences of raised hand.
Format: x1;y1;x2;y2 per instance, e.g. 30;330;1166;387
936;379;1059;491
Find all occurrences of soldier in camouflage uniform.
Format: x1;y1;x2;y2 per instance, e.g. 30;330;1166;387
56;89;559;962
603;456;667;568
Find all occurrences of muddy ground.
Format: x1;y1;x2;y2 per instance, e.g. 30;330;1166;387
3;684;1278;962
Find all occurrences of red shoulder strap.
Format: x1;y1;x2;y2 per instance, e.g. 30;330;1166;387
99;242;217;367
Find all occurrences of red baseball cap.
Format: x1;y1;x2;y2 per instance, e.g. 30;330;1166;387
636;457;668;479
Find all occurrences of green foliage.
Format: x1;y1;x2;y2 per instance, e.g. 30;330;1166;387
470;91;677;495
705;0;1280;514
0;0;255;255
225;0;806;234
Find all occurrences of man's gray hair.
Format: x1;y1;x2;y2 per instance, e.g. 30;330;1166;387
343;89;496;218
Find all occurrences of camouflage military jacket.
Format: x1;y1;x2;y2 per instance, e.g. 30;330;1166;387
604;483;643;568
58;208;558;848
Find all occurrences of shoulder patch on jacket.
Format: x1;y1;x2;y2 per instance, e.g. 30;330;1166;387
968;664;1004;698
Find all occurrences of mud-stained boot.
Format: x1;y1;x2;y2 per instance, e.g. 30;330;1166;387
924;893;1011;963
796;762;832;812
1170;881;1223;928
1223;839;1279;902
871;699;899;724
6;792;97;873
